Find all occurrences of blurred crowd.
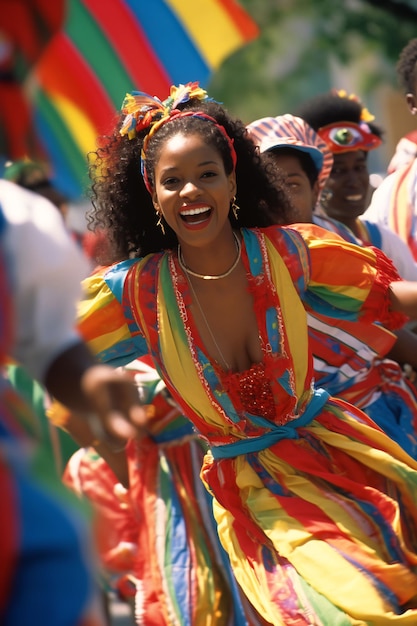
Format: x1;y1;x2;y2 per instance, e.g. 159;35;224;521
3;35;417;626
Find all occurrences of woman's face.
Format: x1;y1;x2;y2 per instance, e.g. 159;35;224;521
270;152;319;223
324;150;370;222
152;132;236;249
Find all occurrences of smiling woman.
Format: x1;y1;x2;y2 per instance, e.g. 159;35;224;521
294;89;417;282
151;132;237;258
294;90;383;237
79;82;417;625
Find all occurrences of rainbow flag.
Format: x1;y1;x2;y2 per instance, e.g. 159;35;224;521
31;0;259;199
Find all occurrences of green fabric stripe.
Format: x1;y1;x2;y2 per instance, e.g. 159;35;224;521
298;576;354;625
6;364;82;510
159;255;190;345
309;285;362;312
35;90;88;187
66;1;133;108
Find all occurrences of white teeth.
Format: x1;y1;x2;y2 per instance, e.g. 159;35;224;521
180;207;210;216
345;195;363;201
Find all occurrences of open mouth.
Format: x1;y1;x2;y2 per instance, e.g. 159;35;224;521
179;206;212;225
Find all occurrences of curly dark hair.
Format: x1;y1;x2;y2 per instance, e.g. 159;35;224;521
87;98;292;260
294;92;384;140
397;38;417;95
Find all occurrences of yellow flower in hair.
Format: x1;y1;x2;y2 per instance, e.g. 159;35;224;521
358;106;375;123
333;88;375;122
335;88;348;99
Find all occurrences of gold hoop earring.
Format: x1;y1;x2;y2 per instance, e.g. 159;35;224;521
231;196;240;220
156;214;165;235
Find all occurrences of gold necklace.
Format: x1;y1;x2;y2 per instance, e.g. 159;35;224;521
178;232;241;280
186;276;231;371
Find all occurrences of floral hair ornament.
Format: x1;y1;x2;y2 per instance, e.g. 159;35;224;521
332;88;375;123
120;82;209;140
119;82;237;193
318;121;382;154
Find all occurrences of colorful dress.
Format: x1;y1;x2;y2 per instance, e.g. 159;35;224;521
308;216;417;458
314;212;417;280
64;357;261;626
312;213;360;244
79;224;417;625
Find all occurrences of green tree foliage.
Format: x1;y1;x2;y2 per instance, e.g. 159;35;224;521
208;0;417;123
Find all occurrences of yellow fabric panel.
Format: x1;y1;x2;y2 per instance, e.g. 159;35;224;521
264;236;309;399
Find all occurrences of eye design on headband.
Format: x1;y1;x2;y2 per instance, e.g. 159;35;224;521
318;121;382;154
332;127;359;147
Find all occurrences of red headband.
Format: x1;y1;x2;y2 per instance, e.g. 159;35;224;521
141;110;237;194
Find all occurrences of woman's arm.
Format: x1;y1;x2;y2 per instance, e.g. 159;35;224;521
386;326;417;370
389;281;417;320
45;343;149;437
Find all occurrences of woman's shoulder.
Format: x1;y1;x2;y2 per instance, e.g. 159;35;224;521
285;222;357;246
244;224;307;245
94;250;165;278
88;252;164;301
84;258;138;288
244;223;355;252
242;225;310;287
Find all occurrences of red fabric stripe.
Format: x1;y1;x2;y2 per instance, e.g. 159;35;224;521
127;438;169;624
82;0;171;95
0;1;64;66
214;0;259;39
0;461;19;614
36;34;115;134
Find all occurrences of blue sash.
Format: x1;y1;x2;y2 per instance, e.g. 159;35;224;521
210;387;330;459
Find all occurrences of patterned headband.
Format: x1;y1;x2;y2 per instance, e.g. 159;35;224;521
119;82;237;193
318;121;382;154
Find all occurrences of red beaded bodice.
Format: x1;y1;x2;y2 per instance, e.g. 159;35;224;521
221;362;277;421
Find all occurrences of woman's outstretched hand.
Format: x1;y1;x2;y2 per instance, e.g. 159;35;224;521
45;343;154;486
44;342;152;446
80;364;152;446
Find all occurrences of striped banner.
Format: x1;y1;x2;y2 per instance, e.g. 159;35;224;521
31;0;259;199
